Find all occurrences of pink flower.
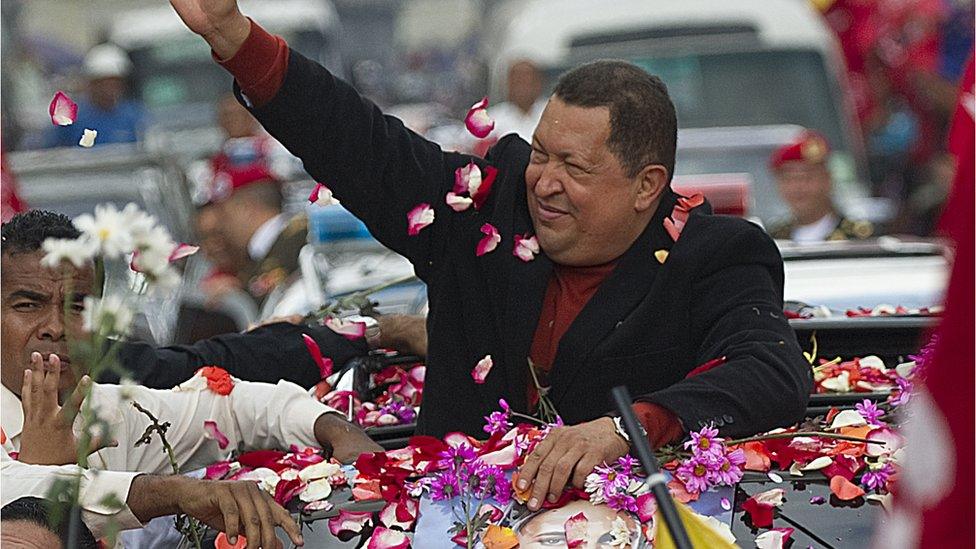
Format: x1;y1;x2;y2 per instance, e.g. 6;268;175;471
684;424;723;457
855;399;884;425
445;191;473;212
407;203;435;236
308;183;337;206
328;510;373;539
714;448;746;485
861;462;895;492
203;420;230;450
324;317;367;340
476;223;501;256
513;234;540;262
564;512;588;548
366;527;411;549
675;455;717;494
302;334;334;379
471;354;493;384
49;91;78;126
464;96;495;138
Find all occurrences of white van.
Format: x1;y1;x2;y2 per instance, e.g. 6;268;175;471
487;0;874;224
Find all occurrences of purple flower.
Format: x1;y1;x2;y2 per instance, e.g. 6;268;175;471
379;400;416;423
498;398;510;413
684;424;723;457
676;454;720;494
605;492;638;513
908;334;938;379
714;448;746;485
430;470;460;501
593;463;629;496
861;463;895;492
855;399;884;425
616;455;639;475
888;377;913;407
483;411;512;436
438;444;477;469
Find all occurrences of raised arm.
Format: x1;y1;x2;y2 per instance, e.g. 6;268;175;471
171;0;480;275
102;322;366;389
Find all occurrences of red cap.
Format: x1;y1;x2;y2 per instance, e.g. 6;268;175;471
206;137;279;203
769;130;831;170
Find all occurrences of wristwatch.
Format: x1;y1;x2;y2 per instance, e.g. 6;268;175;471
345;314;381;348
612;416;648;446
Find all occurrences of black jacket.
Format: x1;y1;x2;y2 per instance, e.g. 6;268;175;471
102;322;366;390
240;50;812;438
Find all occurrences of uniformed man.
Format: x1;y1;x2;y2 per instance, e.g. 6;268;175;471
767;131;875;242
204;156;308;307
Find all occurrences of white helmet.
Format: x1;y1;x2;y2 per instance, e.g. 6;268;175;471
83;43;132;79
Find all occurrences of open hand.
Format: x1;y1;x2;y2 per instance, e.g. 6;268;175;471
516;417;629;511
169;0;250;59
17;353;116;465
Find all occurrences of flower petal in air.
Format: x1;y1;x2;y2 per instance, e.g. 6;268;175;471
454;162;482;195
324;317;367;340
203;420;230;450
513;234;540;262
829;475;865;501
476;223;501;256
168;243;199;262
302;334;334;379
464;96;495;138
446;191;473;212
308;183;337;206
564;512;588;548
328;510;373;540
471;354;493;384
755;527;794;549
78;129;98;147
366;527;411;549
49;91;78;126
407;203;435;236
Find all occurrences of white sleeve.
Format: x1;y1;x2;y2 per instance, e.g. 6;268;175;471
0;451;143;537
120;379;340;474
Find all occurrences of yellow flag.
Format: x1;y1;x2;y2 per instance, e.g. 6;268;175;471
653;500;739;548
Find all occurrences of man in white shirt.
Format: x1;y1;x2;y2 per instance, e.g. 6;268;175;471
490;59;548;142
767;130;875;242
0;213;382;548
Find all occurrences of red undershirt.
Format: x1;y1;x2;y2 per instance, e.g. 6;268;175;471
217;21;684;448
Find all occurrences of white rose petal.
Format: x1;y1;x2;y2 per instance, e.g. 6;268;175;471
298;461;341;482
829;409;868;430
299;478;333;502
78;129;98;148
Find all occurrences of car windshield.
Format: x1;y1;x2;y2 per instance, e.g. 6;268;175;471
545;49;844;152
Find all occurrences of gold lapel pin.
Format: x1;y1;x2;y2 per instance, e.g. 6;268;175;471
654;249;669;264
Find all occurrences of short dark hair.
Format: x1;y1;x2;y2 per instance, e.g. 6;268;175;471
1;210;81;255
1;497;98;549
553;59;678;181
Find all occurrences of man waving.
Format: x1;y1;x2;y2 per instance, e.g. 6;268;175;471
171;0;812;512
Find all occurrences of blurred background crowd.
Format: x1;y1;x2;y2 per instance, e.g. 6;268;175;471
0;0;971;345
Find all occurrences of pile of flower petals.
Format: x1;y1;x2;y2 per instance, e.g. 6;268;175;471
205;445;348;512
814;355;916;405
316;363;424;429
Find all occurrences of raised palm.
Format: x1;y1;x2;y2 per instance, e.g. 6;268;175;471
169;0;239;38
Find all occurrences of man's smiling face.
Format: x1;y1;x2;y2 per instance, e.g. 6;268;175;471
1;250;92;397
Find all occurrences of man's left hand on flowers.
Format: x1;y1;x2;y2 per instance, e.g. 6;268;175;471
517;416;629;511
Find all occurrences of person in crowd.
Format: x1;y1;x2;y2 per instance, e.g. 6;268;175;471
44;44;144;148
173;0;811;513
1;497;98;549
1;213;384;545
766;131;875;242
1;210;425;390
491;59;548;142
